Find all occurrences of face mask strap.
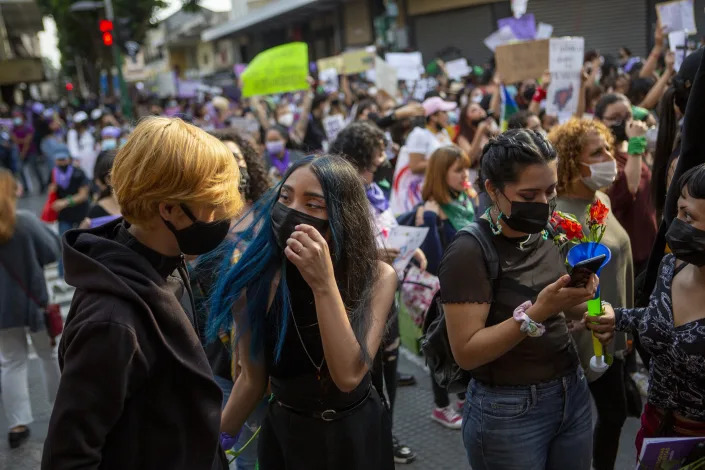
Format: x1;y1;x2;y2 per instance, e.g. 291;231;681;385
179;203;198;223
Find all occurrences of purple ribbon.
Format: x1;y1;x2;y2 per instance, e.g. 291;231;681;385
366;182;389;214
53;166;74;190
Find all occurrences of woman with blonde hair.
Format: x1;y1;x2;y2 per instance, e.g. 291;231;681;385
550;118;633;470
41;117;242;470
0;168;61;449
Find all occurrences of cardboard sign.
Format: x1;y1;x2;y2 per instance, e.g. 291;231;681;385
385;52;424;81
656;0;697;34
374;57;398;97
241;42;309;97
317;55;344;74
546;37;584;120
495;39;549;83
342;49;375;75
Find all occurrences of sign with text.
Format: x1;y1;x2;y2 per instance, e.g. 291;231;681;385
319;68;339;94
241;42;309;97
385;52;424;81
445;58;472;80
374;57;398;97
323;114;346;142
495;39;549;83
546;37;584;120
656;0;697;34
342;48;375;75
316;55;344;74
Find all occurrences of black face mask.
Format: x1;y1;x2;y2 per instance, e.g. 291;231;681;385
501;194;556;234
162;203;230;255
367;112;381;122
665;218;705;267
56;162;70;170
610;121;628;142
238;166;250;199
270;202;330;251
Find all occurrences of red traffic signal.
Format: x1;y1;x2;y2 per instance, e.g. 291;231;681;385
102;31;113;46
65;82;74;91
99;19;113;32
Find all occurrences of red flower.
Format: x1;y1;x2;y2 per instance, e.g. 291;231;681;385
588;199;609;225
560;219;584;240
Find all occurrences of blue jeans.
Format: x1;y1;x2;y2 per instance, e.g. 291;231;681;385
462;367;593;470
213;375;267;470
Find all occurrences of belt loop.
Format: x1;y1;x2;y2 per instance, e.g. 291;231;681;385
530;385;537;405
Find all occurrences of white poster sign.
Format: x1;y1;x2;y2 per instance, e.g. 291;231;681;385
546;37;584;120
445;58;471;80
323;114;346;142
319;68;339;94
385;226;429;275
536;22;554;40
374;57;398;97
657;0;697;34
511;0;528;18
411;77;438;101
484;26;517;52
385;52;424;81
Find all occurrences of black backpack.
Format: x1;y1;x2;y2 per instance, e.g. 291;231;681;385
420;221;500;394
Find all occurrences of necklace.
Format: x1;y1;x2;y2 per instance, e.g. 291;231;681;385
290;305;326;381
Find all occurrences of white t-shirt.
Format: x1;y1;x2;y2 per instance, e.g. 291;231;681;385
389;127;452;215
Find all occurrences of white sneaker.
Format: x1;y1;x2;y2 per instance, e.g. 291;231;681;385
431;406;462;430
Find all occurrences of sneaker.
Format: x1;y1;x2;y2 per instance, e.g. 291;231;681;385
393;436;416;464
397;372;417;387
431;406;462;429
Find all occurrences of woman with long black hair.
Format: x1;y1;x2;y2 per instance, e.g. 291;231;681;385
209;154;396;469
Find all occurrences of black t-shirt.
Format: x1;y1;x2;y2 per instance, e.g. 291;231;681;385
438;218;579;386
56;166;90;224
302;117;326;153
87;203;111;219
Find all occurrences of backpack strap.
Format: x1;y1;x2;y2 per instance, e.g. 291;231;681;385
458;221;500;281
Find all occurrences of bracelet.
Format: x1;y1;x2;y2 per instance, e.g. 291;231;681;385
68;195;75;207
627;136;647;155
513;300;546;337
532;87;547;103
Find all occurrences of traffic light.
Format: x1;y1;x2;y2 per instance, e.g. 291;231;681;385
65;82;74;92
99;19;113;46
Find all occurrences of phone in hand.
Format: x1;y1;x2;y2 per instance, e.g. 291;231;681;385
568;254;606;288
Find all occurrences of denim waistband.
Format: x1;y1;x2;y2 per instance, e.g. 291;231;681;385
470;367;585;398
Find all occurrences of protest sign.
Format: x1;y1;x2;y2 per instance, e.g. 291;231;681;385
498;13;537;40
511;0;528;18
374;57;398;97
241;42;309;97
385;226;429;275
484;26;518;52
317;55;343;74
411;77;438;101
323;114;346;142
342;49;375;75
546;37;584;120
536;22;554;40
228;117;260;135
385;52;424;81
495;39;549;83
656;0;697;34
669;30;688;71
445;58;472;80
319;68;339;94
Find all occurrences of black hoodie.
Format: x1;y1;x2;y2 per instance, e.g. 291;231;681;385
41;219;227;470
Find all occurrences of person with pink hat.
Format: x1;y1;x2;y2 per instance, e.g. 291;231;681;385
390;97;456;215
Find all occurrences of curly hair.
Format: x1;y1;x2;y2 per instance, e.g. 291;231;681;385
209;128;271;202
547;117;615;195
329;121;387;172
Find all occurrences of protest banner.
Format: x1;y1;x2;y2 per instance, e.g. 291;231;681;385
319;68;339;94
241;42;309;97
445;58;472;80
374;57;398;97
669;30;688;71
316;55;344;74
656;0;697;34
411;77;438;101
323;114;346;142
484;26;518;52
498;13;537;40
495;39;549;83
342;48;375;75
546;37;584;120
385;52;424;81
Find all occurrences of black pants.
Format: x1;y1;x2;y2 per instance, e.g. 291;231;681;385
588;357;627;470
431;373;465;408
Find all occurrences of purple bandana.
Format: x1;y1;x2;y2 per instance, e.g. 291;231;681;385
366;182;389;214
271;150;291;175
53;165;74;190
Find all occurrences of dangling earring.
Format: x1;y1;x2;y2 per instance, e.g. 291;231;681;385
482;206;503;235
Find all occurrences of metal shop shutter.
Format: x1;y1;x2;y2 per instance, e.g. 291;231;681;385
529;0;649;58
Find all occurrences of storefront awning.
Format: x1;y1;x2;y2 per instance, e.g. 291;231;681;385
202;0;338;42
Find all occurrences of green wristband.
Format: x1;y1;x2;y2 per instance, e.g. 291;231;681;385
627;136;647;155
68;195;75;207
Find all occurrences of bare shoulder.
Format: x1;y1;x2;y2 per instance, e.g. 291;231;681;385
376;260;398;289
